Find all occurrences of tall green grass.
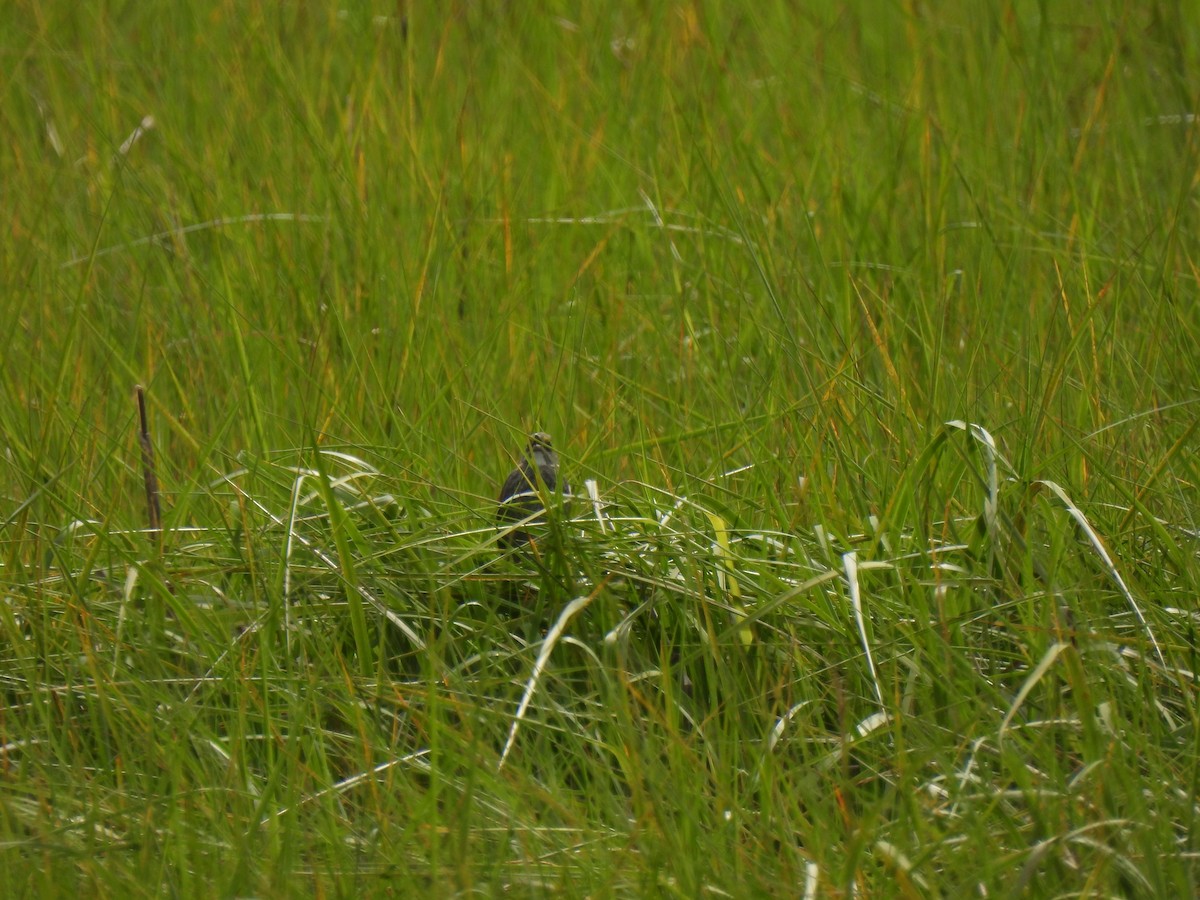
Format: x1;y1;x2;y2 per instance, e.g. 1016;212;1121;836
2;1;1198;895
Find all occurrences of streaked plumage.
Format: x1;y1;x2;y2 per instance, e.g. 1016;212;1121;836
497;432;568;546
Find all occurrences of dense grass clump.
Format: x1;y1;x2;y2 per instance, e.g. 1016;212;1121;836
2;2;1199;895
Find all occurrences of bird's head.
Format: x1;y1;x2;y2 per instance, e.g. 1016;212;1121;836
526;432;557;468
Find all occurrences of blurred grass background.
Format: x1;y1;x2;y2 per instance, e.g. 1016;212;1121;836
2;1;1199;896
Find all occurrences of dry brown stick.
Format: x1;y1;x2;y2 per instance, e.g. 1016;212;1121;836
136;385;162;542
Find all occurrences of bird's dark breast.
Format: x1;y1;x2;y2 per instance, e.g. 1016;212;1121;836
498;461;560;506
496;461;568;545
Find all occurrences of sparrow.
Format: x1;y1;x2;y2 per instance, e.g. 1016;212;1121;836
496;432;568;546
